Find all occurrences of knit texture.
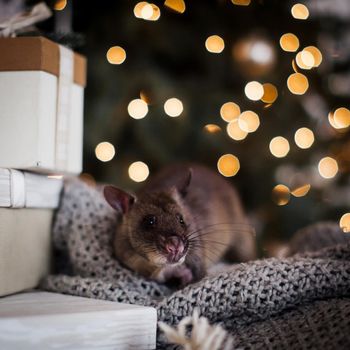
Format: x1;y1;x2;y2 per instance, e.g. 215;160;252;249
41;179;350;349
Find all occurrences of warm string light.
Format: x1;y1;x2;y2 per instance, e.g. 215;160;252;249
164;98;183;117
294;127;315;149
272;184;290;206
294;47;323;70
95;142;115;162
244;81;264;101
261;83;278;103
291;184;311;197
231;0;251;6
54;0;67;11
333;107;350;129
106;46;126;65
100;0;340;221
295;50;314;69
128;161;150;182
287;72;309;95
220;102;241;122
280;33;299;52
134;2;161;21
339;213;350;233
291;3;309;20
134;2;148;17
205;35;225;54
238;111;260;133
226;119;248;141
304;46;322;67
79;173;96;187
217;154;240;177
318;157;338;179
204;124;222;133
269;137;290;158
164;0;186;13
128;99;149;119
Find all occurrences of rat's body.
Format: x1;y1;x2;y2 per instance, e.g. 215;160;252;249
104;164;256;286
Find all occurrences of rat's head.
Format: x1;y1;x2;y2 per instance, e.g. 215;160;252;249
104;170;193;267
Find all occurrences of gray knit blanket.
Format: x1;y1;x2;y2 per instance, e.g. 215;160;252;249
41;179;350;349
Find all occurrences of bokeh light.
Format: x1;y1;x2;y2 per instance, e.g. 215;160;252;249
269;136;290;158
328;111;340;129
220;102;241;122
149;4;161;21
217;154;240;177
304;46;322;67
79;173;96;187
128;161;150;182
54;0;67;11
318;157;338;179
238;111;260;133
205;35;225;53
227;119;248;141
272;184;290;206
134;2;148;18
333;107;350;129
296;50;315;69
294;127;315;149
291;3;309;20
261;83;278;103
128;99;149;119
231;0;251;5
106;46;126;65
279;33;299;52
164;98;183;117
164;0;186;13
287;73;309;95
339;213;350;233
95;142;115;162
249;40;275;65
204;124;221;133
141;3;154;19
244;81;264;101
291;184;311;197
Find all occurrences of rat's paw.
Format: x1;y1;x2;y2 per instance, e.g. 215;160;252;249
164;265;193;287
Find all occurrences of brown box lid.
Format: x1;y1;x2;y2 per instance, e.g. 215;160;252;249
0;36;86;87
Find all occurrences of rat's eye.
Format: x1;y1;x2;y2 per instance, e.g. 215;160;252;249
142;215;157;229
176;214;186;226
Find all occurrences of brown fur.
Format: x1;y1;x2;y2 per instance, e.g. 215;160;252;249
105;163;256;286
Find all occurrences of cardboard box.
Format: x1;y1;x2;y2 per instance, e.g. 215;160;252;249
0;36;86;174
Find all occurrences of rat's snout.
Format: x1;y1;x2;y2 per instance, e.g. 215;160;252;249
160;236;186;264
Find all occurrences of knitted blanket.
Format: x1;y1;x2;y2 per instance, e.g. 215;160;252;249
41;179;350;349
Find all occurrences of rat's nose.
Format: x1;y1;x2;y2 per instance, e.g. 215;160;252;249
163;236;185;263
165;236;184;254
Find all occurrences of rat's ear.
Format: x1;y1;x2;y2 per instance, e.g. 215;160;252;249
103;186;136;214
177;168;193;197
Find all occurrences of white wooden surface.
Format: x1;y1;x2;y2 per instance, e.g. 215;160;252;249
0;291;157;349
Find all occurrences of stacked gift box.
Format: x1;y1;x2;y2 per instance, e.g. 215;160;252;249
0;36;86;296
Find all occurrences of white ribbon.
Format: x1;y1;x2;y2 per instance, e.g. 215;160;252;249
9;169;26;208
0;2;52;38
55;45;74;171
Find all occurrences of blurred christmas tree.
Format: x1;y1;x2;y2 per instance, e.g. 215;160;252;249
52;0;350;251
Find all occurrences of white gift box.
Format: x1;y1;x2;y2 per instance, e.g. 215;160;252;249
0;169;63;296
0;36;86;174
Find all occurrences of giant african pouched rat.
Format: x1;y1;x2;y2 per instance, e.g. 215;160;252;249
104;163;256;286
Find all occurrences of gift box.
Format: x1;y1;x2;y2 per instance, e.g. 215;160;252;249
0;168;63;296
0;36;86;174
